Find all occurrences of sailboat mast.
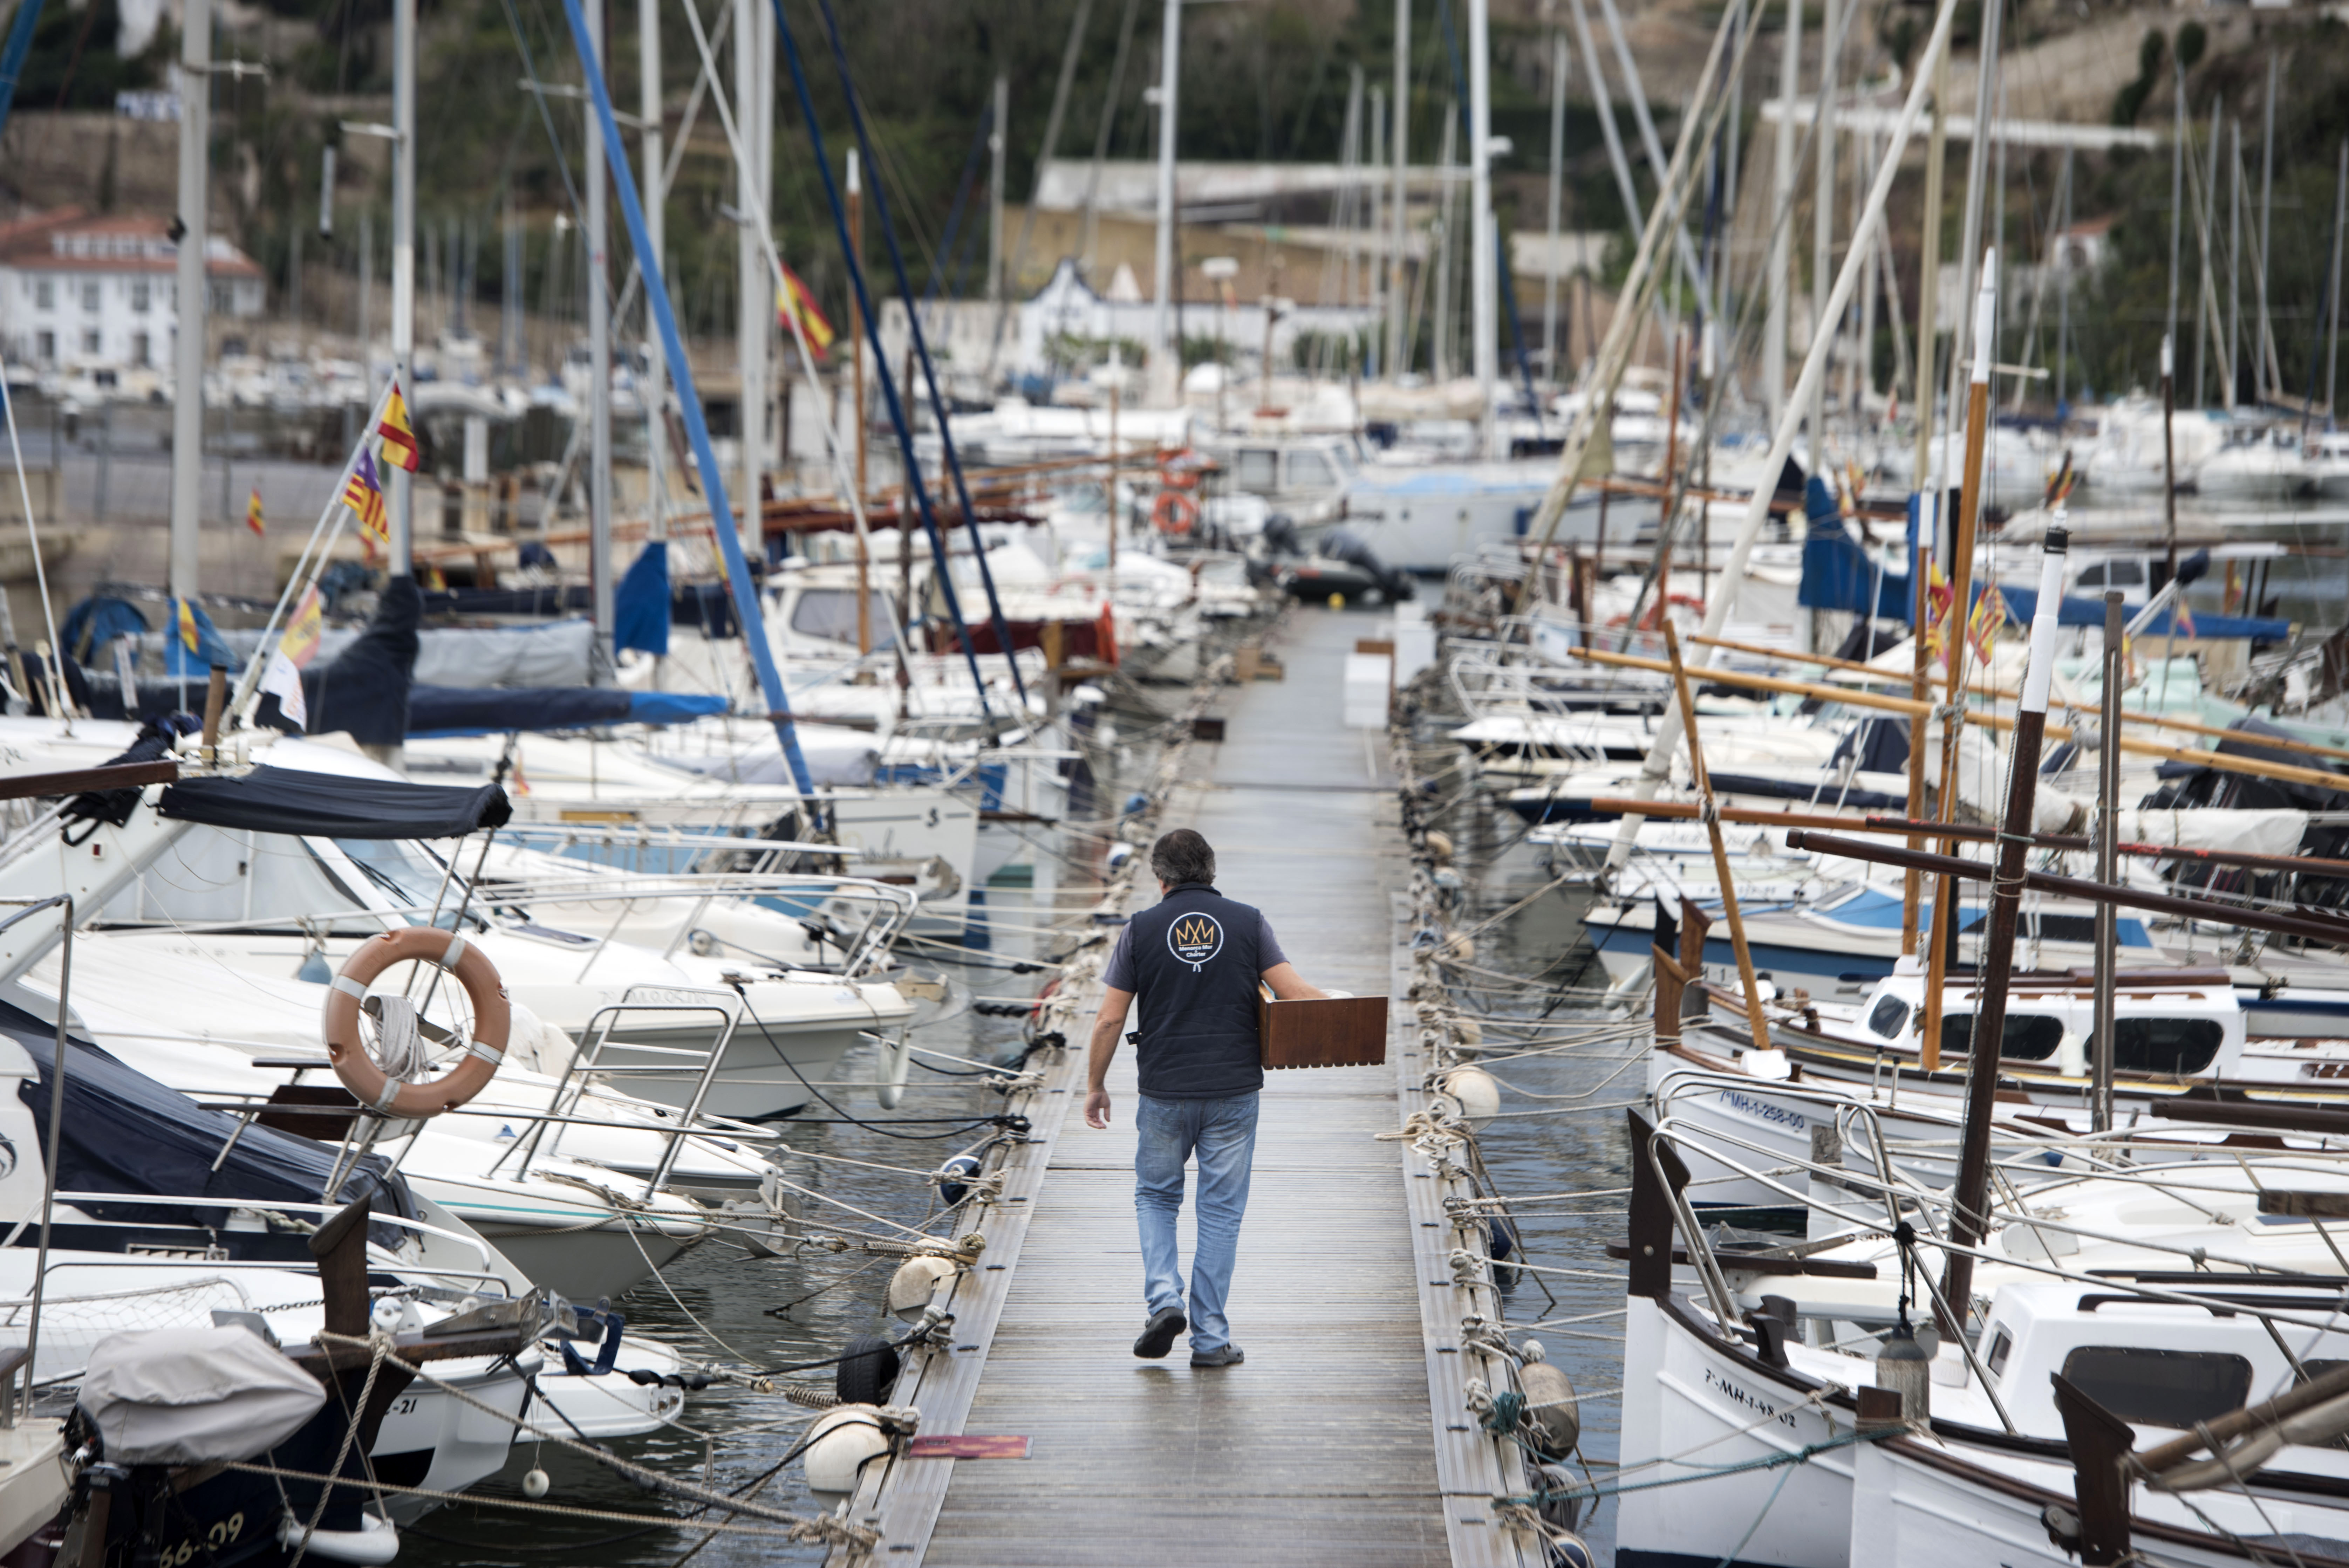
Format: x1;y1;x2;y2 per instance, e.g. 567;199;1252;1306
988;74;1008;311
586;0;614;676
1944;0;2000;435
1939;526;2071;1331
169;0;212;600
2331;139;2347;423
1389;0;1409;383
2259;52;2275;405
639;0;666;541
1468;0;1495;449
1809;0;1836;447
1150;0;1181;404
389;0;414;574
2167;56;2183;355
1544;29;1566;386
1764;0;1797;424
737;0;770;550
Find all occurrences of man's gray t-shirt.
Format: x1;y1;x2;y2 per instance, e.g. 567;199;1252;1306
1103;910;1287;992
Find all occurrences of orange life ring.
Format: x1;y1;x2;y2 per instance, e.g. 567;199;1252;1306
322;926;512;1118
1151;489;1199;535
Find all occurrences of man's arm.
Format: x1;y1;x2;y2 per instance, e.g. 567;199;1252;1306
1084;986;1133;1129
1262;963;1326;1000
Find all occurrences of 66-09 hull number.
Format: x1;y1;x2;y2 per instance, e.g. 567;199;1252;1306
161;1509;244;1566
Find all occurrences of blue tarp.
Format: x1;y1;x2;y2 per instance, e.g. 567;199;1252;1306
1797;493;2292;641
405;684;725;737
1995;583;2289;642
614;541;671;656
61;595;149;664
626;690;726;725
1797;478;1914;619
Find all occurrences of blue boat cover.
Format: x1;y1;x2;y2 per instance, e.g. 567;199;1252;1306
0;997;416;1233
404;685;725;737
159;764;512;838
614;541;671;657
1993;582;2289;642
61;595;149;663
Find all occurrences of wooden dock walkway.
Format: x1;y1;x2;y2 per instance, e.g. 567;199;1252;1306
832;610;1535;1568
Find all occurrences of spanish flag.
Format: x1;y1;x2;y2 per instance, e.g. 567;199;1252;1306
246;486;265;536
343;449;389;546
1966;582;2008;666
377;381;420;472
776;262;834;361
175;597;200;657
280;586;323;669
259;585;322;730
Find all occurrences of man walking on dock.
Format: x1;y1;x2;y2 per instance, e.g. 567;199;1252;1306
1085;828;1325;1368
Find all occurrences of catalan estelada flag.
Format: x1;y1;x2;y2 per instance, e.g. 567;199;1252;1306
344;449;389;547
776;262;834;360
175;597;200;657
377;382;420;472
246;487;265;536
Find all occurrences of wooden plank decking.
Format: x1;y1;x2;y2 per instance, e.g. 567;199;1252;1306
835;610;1534;1568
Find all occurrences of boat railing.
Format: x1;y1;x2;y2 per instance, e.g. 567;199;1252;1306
1647;1110;2349;1345
488;987;746;1200
462;869;918;980
36;1192;508;1285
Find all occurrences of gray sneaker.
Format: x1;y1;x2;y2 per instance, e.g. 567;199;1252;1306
1189;1344;1245;1369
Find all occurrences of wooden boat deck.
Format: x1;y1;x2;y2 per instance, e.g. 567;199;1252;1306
830;610;1534;1567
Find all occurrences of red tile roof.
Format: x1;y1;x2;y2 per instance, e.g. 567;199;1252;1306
0;208;262;278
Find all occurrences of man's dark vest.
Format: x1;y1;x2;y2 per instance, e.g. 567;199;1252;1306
1125;882;1264;1100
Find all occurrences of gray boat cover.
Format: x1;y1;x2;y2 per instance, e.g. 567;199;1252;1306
78;1325;326;1464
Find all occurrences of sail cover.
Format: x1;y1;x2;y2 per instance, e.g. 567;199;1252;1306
158;765;512;840
0;998;416;1232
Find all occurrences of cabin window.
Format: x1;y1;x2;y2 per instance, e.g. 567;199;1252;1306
2036;914;2098;944
789;588;897;648
1940;1013;2065;1062
1985;1327;2014;1378
2108;561;2145;586
1234;450;1279;490
2059;1347;2252;1429
2076;564;2106;588
1866;995;1911;1039
2112;1018;2225;1076
1287;451;1337;489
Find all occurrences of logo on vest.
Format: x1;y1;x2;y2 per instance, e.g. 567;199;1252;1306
1167;912;1225;971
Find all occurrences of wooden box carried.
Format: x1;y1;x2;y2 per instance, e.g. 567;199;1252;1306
1259;995;1388;1069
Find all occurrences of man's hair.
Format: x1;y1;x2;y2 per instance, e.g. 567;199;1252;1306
1150;829;1216;886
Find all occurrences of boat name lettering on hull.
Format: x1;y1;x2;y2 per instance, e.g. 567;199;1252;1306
1700;1365;1799;1430
1717;1090;1807;1131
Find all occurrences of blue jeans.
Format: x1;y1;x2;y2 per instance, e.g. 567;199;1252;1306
1134;1091;1259;1353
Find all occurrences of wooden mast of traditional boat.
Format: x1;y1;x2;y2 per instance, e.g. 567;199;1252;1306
1922;257;2001;1074
1660;622;1771;1050
1904;543;1932;956
1933;525;2072;1331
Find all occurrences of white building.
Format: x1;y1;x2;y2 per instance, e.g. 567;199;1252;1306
878;258;1378;395
0;209;264;374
